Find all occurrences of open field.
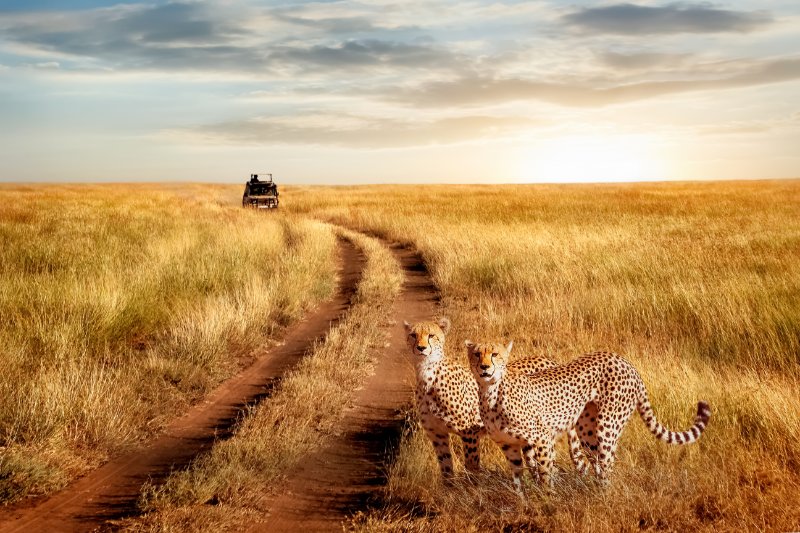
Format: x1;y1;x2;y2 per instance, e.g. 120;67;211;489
1;181;798;532
0;184;337;503
282;180;800;531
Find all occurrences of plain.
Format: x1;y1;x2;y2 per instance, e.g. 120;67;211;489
1;180;798;532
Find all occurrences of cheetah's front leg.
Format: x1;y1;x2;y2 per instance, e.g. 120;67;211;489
461;429;482;472
522;444;539;482
500;444;524;491
424;427;454;479
532;437;556;488
523;425;556;489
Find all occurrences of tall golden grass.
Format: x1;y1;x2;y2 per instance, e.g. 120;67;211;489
120;226;403;531
283;181;800;532
2;181;797;531
0;184;336;503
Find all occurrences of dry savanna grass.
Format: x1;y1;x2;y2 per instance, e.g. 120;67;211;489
0;184;337;503
1;181;797;532
119;226;403;532
283;181;800;532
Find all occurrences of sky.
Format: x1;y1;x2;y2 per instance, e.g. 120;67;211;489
0;0;798;184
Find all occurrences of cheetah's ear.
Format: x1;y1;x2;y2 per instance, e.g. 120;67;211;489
403;321;412;333
506;341;514;354
438;317;451;335
464;340;475;351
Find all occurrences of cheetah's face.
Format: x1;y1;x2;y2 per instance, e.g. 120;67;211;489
465;341;513;385
403;317;450;359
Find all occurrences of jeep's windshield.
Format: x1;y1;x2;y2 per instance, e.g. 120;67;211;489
250;184;276;195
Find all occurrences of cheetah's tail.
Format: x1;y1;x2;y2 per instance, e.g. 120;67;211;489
637;394;711;445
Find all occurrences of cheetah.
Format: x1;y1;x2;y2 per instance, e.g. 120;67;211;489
466;341;711;488
404;318;591;479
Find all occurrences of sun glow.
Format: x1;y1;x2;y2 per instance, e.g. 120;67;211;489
520;134;667;182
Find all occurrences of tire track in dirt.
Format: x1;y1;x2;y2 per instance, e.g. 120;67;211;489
0;238;365;533
250;240;439;532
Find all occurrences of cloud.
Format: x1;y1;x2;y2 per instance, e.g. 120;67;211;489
384;57;800;108
597;51;692;70
111;3;233;44
271;11;380;34
0;3;463;75
699;113;800;136
268;4;423;35
270;39;462;71
563;3;772;35
0;3;262;71
178;113;539;148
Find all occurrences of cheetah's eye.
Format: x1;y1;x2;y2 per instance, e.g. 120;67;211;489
491;353;498;358
428;334;434;340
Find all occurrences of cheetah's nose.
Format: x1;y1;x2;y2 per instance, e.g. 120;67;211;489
416;345;427;352
479;363;490;370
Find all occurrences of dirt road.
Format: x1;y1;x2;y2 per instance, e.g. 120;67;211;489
0;234;439;533
0;239;365;533
251;242;438;531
